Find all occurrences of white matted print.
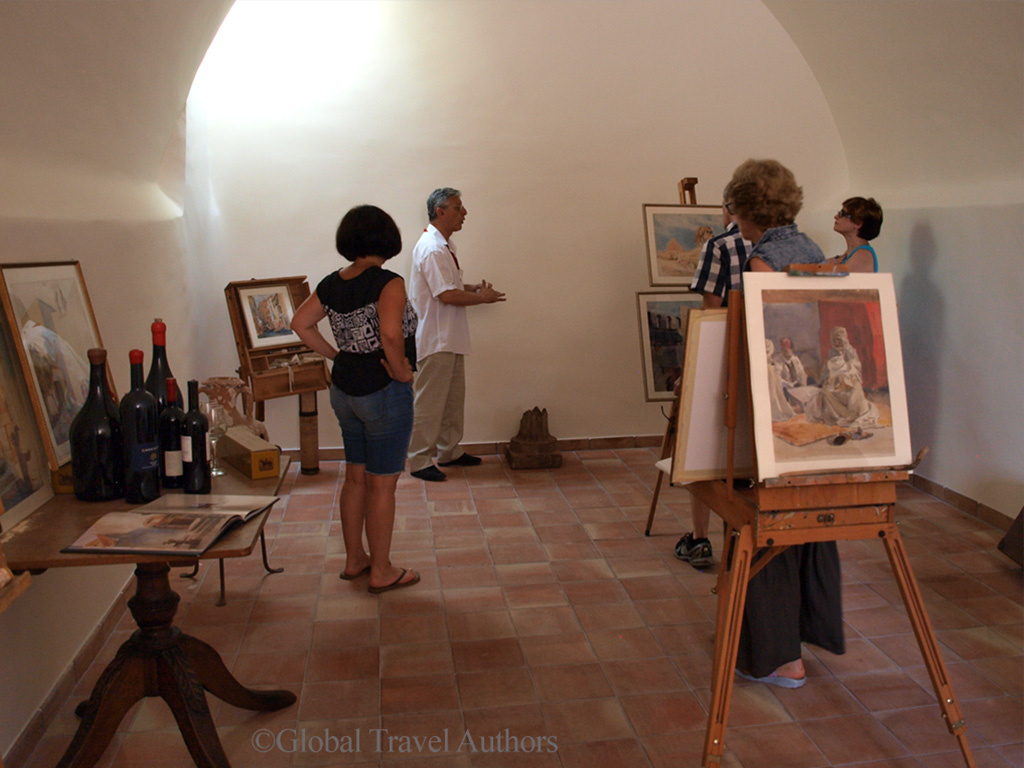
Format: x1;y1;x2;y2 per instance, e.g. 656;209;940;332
671;309;754;484
635;292;702;402
744;272;911;479
237;284;300;349
0;262;109;469
643;205;724;286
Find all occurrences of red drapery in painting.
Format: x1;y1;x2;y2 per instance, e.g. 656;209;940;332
817;300;886;390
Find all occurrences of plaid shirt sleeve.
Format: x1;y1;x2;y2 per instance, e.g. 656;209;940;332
690;228;750;300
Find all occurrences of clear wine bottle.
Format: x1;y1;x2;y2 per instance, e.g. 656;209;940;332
182;379;211;494
159;377;186;489
69;348;124;501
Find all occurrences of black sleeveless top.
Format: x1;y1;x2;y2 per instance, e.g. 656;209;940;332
316;267;418;396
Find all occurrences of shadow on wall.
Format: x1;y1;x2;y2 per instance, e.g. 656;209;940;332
897;222;943;467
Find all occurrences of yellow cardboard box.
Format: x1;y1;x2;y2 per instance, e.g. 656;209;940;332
219;426;280;480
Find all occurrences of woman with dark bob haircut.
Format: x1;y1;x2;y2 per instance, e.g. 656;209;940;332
291;205;421;594
831;196;883;273
725;159;846;689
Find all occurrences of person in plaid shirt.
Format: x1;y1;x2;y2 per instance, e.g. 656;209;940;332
689;181;753;308
674;182;753;569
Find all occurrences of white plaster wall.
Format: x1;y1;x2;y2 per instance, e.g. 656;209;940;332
185;0;846;453
887;203;1024;515
766;0;1024;517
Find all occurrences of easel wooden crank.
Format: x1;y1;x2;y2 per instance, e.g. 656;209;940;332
685;286;976;767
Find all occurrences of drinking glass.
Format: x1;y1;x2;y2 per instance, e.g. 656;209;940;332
201;403;227;477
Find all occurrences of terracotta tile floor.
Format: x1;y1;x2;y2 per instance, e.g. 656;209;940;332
19;450;1023;767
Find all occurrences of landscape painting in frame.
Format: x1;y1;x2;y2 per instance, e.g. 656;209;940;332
238;284;300;349
643;204;724;286
636;292;702;401
0;305;52;518
0;261;109;470
743;273;911;479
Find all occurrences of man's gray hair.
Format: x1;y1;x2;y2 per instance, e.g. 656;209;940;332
427;187;461;220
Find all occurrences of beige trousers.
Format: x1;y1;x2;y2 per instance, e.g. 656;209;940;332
408;352;466;472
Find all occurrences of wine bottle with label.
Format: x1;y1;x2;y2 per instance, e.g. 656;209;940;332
69;348;124;501
120;349;161;504
158;377;186;489
145;318;182;411
182;379;211;494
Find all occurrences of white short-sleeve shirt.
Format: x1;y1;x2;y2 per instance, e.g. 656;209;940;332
409;224;471;360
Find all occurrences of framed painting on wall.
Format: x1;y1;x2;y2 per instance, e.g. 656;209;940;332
643;204;725;286
236;283;301;349
636;292;703;402
671;309;754;484
743;272;911;479
0;261;112;471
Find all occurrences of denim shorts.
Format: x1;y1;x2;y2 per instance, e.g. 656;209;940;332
329;380;413;476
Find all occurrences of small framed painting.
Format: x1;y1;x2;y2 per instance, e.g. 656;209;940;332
643;204;725;286
636;292;703;402
237;283;300;349
671;309;754;484
743;272;912;479
0;261;112;471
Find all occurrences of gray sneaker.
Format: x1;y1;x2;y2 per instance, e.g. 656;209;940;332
674;532;714;568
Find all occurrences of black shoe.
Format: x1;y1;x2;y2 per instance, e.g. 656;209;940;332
674;532;714;569
438;453;483;467
411;466;447;482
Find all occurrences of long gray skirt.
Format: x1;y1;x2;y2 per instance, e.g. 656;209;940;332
735;542;845;678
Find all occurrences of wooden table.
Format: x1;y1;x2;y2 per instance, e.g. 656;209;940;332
0;459;296;768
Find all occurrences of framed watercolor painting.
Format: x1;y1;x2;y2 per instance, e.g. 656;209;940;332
671;309;754;484
743;272;911;479
636;292;703;402
0;302;53;519
643;204;724;286
236;283;300;349
0;261;112;471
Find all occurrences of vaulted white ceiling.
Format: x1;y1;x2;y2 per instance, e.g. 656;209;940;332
0;0;1020;218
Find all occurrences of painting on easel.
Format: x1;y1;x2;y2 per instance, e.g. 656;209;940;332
642;205;724;286
671;309;754;483
743;273;911;479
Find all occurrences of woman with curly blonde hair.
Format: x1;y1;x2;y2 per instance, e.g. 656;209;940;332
723;159;843;690
727;158;824;273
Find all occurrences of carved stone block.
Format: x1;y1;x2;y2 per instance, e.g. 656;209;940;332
504;407;562;470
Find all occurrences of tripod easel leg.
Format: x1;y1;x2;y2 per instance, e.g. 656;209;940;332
644;395;680;536
882;527;977;767
703;523;755;766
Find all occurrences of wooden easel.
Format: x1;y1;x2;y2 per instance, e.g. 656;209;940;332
678;177;699;205
690;294;976;767
643;394;680;535
642;177;702;534
224;277;330;475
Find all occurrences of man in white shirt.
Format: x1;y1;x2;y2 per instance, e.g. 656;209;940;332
407;188;505;481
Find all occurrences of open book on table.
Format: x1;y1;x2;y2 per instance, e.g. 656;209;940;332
63;494;280;557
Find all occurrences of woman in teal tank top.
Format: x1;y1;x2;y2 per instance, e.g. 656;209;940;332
831;196;883;272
